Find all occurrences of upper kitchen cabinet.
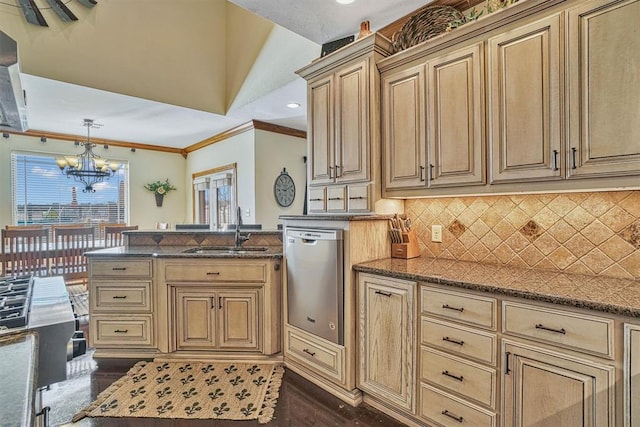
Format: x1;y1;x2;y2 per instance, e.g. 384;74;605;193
566;0;640;178
382;63;427;190
382;41;485;194
378;0;640;198
297;34;393;212
427;42;486;188
488;13;563;183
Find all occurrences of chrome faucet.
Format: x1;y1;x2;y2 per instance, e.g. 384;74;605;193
234;206;250;247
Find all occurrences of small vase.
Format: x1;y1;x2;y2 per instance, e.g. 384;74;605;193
155;193;164;207
357;21;371;40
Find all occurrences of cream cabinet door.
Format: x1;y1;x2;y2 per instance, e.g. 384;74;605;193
218;290;259;351
503;340;615;427
488;13;562;183
335;59;369;183
308;74;335;185
382;63;427;191
358;273;416;412
625;324;640;427
427;42;485;188
567;0;640;178
174;288;216;350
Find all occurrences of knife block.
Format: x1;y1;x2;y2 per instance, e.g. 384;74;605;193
391;229;420;259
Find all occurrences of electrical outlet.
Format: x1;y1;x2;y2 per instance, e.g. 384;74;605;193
432;224;443;243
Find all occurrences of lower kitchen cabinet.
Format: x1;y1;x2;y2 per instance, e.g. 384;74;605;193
625;323;640;426
502;339;615;427
162;258;280;356
172;287;259;351
358;273;416;412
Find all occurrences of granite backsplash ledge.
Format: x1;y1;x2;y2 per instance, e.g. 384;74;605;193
405;190;640;280
354;257;640;318
125;230;283;248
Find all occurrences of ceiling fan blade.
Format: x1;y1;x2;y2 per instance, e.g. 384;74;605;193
45;0;78;22
17;0;48;26
76;0;98;8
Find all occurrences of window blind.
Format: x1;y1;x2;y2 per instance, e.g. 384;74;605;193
10;152;129;233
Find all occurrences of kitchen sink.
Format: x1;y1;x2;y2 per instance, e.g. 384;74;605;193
182;246;269;254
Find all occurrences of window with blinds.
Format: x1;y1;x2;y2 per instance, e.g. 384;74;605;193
10;152;129;232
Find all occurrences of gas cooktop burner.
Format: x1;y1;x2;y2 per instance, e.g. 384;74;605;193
0;276;33;330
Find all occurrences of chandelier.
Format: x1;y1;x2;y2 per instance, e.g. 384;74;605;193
56;119;120;193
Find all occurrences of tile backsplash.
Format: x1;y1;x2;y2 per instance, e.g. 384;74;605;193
405;190;640;280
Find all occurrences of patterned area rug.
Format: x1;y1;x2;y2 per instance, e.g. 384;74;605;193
72;361;284;424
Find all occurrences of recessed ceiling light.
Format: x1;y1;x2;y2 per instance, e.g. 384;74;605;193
286;102;301;109
336;0;355;4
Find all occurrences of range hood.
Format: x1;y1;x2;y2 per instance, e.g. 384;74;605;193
0;31;28;132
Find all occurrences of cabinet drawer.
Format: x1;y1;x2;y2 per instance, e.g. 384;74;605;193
502;301;614;358
91;281;151;312
92;315;154;347
422;318;497;365
90;259;152;277
326;186;347;212
420;383;496;427
422;286;496;330
347;184;370;212
421;346;496;408
165;262;266;283
285;326;344;383
308;187;326;213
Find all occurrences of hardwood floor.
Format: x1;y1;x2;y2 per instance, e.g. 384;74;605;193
42;348;407;426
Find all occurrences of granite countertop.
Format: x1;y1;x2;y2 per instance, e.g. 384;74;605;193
280;214;392;221
354;257;640;318
85;245;283;259
0;331;38;427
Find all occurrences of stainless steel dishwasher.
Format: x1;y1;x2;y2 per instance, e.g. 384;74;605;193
285;227;343;345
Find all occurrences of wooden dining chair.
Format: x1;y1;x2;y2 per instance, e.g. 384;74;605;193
1;228;50;277
52;226;95;285
5;224;45;230
104;225;138;247
99;222;126;240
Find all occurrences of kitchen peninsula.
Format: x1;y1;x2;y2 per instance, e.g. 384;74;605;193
85;229;283;362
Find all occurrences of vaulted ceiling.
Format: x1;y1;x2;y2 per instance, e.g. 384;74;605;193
0;0;429;149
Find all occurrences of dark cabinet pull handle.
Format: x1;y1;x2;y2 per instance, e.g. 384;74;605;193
206;272;220;276
571;147;577;169
349;196;365;200
328;197;343;201
335;164;340;178
112;267;127;271
307;316;316;323
211;297;215;309
443;336;464;346
505;351;512;375
114;329;128;334
442;370;464;382
303;348;316;357
441;410;464;423
328;166;333;179
419;165;425;182
429;163;434;181
375;290;392;297
553;150;559;171
219;297;222;309
310;198;323;201
535;323;566;335
442;304;464;313
35;405;50;426
112;295;127;299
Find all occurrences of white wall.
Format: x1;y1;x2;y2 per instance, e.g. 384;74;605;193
0;134;186;230
185;130;256;224
255;129;306;229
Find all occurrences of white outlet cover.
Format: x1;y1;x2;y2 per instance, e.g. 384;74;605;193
432;224;443;242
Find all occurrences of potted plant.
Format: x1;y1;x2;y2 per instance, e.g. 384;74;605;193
144;179;176;207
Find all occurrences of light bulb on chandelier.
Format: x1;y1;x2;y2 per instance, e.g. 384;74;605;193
55;119;121;193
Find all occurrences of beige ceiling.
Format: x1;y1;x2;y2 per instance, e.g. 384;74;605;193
0;0;426;149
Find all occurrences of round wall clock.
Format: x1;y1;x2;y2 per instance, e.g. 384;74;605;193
274;168;295;207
